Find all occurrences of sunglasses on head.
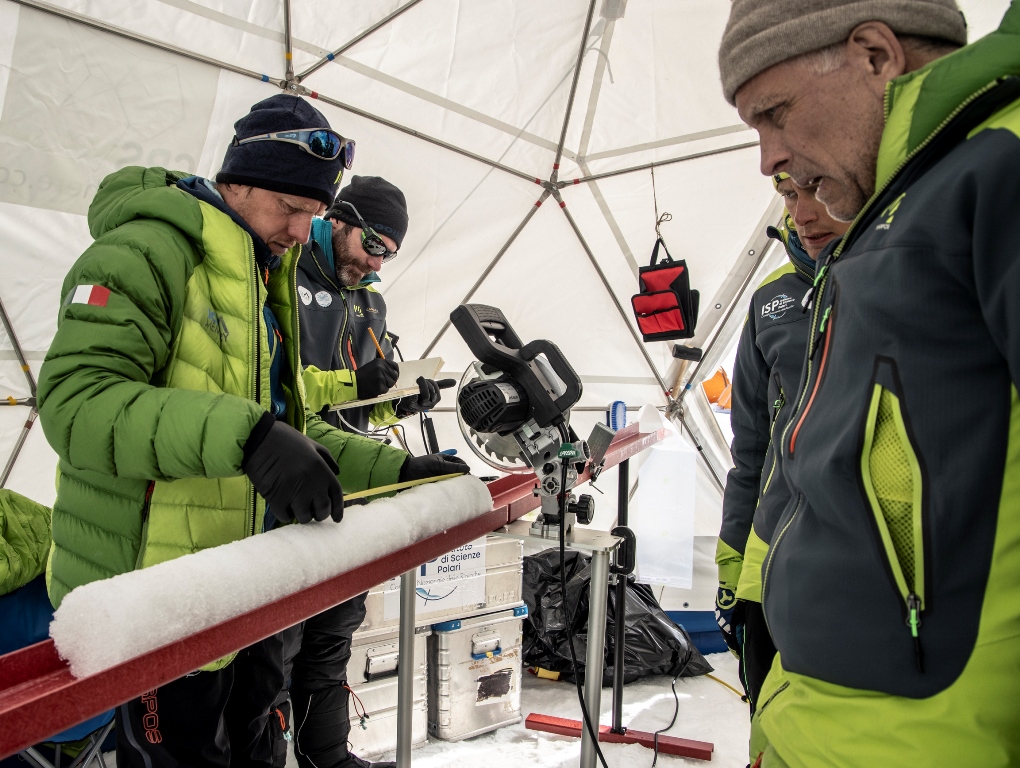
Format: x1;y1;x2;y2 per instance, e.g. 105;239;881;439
333;200;399;263
233;128;355;167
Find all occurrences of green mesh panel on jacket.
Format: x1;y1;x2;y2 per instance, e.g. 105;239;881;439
869;389;915;590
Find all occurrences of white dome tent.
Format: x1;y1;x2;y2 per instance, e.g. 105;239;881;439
0;1;1010;761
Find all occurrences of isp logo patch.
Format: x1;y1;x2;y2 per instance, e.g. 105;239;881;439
761;294;796;321
298;286;312;306
315;290;332;308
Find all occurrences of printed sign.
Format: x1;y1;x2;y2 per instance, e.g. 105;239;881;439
383;537;487;619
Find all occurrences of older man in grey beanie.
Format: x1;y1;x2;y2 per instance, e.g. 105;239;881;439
715;2;1020;766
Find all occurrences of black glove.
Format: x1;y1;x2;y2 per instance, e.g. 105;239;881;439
399;453;470;482
355;358;399;399
715;588;746;657
243;417;345;524
395;376;442;417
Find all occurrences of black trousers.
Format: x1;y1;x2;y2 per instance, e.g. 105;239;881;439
286;592;369;768
738;599;777;716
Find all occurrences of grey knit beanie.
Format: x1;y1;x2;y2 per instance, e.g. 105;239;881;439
719;0;968;104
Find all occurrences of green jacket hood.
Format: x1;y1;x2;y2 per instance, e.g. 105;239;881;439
88;166;203;244
877;3;1020;188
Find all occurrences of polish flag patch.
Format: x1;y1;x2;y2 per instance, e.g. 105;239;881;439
70;284;111;307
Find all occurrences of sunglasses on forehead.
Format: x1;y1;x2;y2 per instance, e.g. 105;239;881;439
333;200;399;263
233;128;356;167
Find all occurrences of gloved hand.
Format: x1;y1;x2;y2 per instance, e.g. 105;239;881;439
244;419;345;524
355;358;399;399
399;453;470;483
715;586;745;657
395;376;442;417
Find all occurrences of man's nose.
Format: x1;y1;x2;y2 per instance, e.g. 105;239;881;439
367;254;384;272
290;213;314;245
758;130;791;178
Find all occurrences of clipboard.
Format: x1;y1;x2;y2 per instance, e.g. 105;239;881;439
332;357;444;410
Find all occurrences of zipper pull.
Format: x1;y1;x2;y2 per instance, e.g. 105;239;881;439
801;285;815;312
906;593;924;673
818;306;832;333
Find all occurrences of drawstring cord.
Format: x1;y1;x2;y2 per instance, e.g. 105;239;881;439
344;683;370;730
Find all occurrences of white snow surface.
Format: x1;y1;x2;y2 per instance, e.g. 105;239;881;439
284;652;750;768
50;475;492;678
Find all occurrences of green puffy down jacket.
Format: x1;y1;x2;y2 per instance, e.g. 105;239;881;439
0;489;52;597
38;166;407;610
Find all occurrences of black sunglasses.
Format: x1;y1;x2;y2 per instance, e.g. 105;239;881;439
234;128;355;167
333;200;399;262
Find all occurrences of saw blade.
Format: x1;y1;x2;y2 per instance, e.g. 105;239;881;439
470;427;525;465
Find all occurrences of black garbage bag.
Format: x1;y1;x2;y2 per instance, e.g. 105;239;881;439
522;548;713;685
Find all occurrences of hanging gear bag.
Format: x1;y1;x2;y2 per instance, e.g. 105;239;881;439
631;238;699;342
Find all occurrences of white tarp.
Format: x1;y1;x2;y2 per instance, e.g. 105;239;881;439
0;0;1009;580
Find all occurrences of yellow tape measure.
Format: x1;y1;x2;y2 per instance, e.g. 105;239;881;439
343;472;465;503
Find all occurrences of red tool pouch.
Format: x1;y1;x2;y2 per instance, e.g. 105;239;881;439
631;238;699;342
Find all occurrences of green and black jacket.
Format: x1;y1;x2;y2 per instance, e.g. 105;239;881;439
296;229;399;434
37;167;407;612
717;221;814;604
764;9;1020;699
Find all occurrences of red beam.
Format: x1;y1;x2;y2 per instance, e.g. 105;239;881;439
525;713;714;761
0;425;665;758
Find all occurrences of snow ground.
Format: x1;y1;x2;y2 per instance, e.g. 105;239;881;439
331;652;749;768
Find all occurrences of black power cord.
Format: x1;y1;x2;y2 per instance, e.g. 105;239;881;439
651;646;694;766
557;423;610;768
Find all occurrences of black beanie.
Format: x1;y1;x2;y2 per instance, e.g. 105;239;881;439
217;94;345;207
327;176;409;248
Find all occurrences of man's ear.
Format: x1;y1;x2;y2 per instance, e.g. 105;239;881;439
846;21;907;86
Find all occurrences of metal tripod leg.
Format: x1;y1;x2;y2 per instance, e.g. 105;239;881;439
396;568;416;768
580;548;611;768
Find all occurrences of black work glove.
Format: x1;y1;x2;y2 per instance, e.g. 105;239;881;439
395;376;442;417
355;358;399;399
399;453;470;483
243;417;345;524
715;588;746;657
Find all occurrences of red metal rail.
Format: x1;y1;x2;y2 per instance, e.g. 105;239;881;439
0;424;664;757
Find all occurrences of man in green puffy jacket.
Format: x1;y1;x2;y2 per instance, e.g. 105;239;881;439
37;94;461;768
719;1;1020;765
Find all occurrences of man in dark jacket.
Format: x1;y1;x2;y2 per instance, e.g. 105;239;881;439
720;0;1020;764
298;175;442;435
715;173;847;714
284;176;465;768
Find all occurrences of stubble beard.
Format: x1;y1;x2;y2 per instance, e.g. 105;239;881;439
332;228;367;287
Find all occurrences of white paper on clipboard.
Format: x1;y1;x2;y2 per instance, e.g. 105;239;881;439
332;357;444;410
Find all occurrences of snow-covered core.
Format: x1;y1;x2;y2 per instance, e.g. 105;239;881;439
50;475;492;678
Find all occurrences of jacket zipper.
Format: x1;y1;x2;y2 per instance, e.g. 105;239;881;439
250;237;261;537
789;296;836;455
760;494;803;636
782;80;1004;457
759;385;786;498
290;250;306;432
134;480;157;569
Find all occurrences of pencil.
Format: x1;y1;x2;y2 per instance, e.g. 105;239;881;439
367;327;386;359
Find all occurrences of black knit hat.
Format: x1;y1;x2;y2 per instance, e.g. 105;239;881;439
217;94;345;207
327;176;409;248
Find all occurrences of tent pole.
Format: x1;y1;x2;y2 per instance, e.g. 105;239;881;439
282;0;294;85
9;0;286;86
10;0;537;184
421;190;551;358
550;0;597;181
296;0;426;83
0;293;37;399
558;141;760;185
0;409;36;489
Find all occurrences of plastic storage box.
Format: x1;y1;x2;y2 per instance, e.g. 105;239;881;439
345;624;431;757
360;535;524;632
427;605;528;741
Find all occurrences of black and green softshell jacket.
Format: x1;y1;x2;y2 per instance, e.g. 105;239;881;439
717;223;814;604
764;9;1020;703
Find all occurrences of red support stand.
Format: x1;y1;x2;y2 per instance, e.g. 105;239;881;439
525;713;714;762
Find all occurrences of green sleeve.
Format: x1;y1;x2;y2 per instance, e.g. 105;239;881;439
305;410;406;492
369;400;399;428
716;536;744;592
302;365;358;413
0;490;52;596
37;223;263;482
